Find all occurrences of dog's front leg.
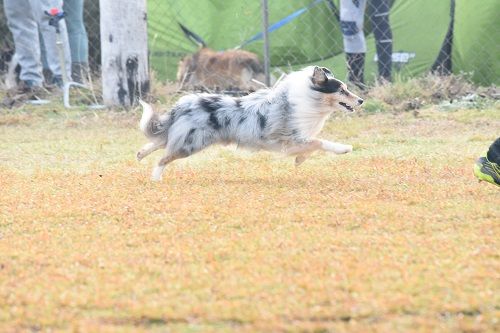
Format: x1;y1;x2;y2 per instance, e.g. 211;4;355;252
286;140;323;166
295;140;352;166
318;139;352;154
287;139;352;166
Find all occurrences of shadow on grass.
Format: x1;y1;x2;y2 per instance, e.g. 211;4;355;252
100;315;247;328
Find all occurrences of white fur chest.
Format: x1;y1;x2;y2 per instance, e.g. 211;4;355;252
292;110;330;138
283;70;332;140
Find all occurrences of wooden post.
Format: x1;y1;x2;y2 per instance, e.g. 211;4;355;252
99;0;149;107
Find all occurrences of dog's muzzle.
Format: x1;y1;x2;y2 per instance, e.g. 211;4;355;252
339;102;355;112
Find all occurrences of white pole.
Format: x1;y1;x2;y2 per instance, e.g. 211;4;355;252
261;0;271;87
99;0;149;107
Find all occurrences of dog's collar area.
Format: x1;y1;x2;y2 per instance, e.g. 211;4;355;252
339;102;354;112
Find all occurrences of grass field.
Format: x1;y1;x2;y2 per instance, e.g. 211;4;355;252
0;98;499;332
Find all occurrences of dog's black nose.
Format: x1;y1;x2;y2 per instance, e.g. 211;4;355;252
358;99;364;105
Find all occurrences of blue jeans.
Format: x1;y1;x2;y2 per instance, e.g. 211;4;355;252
63;0;88;64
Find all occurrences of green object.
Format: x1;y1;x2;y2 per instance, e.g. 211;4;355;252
473;157;500;187
324;0;452;83
148;0;342;81
148;0;499;85
452;0;500;86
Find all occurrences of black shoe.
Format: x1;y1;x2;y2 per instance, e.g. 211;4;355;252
15;80;48;102
51;75;64;89
473;156;500;187
18;80;42;92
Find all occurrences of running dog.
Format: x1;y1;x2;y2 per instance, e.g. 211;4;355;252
138;66;363;181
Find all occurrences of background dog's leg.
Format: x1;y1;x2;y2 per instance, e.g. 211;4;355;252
319;139;353;154
137;141;165;161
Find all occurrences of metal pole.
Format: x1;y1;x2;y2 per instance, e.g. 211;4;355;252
261;0;271;87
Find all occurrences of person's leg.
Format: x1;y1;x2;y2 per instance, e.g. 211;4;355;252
345;52;365;88
340;0;367;88
39;32;54;84
486;137;500;164
30;0;72;84
3;0;44;86
63;0;89;83
474;137;500;186
368;0;393;82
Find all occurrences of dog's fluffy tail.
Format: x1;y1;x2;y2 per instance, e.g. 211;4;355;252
139;100;168;139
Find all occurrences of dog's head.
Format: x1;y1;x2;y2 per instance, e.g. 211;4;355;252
310;66;363;112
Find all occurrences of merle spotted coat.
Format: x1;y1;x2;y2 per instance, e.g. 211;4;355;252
138;66;363;181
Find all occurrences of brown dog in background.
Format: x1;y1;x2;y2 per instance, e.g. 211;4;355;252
177;47;266;92
176;23;267;92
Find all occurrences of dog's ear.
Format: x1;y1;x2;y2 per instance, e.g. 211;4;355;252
312;66;327;85
320;67;333;77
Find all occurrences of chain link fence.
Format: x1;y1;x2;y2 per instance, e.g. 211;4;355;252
145;0;498;88
1;0;498;92
83;0;100;71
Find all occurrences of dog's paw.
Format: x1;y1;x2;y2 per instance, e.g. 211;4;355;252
151;167;164;181
295;155;308;167
321;141;353;154
342;145;353;153
333;144;352;154
151;175;162;182
137;150;145;161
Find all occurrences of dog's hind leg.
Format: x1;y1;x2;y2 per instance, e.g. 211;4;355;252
151;128;218;181
151;152;188;181
137;141;165;161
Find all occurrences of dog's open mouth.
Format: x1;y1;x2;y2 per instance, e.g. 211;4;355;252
339;102;354;112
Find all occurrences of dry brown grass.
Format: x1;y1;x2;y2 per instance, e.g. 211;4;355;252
363;74;499;113
0;99;499;332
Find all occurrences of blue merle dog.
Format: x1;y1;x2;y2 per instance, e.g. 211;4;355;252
138;66;363;181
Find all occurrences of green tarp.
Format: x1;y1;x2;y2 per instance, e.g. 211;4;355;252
148;0;499;85
326;0;451;83
148;0;343;80
453;0;499;85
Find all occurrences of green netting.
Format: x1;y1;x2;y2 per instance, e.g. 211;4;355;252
148;0;498;85
326;0;451;82
148;0;343;81
452;0;500;85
